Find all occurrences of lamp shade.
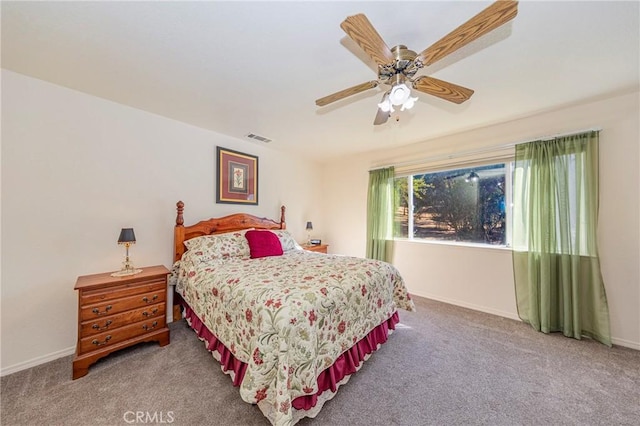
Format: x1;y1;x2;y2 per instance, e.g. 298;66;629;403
305;221;313;231
117;228;136;244
389;83;411;106
377;94;394;113
400;96;418;111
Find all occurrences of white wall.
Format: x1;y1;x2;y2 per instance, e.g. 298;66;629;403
322;91;640;349
0;70;323;373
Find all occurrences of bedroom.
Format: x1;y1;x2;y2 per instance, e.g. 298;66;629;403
1;1;639;425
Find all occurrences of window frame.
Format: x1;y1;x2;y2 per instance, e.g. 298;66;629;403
394;161;513;248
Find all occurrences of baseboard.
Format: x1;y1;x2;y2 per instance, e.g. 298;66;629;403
411;291;640;351
611;337;640;350
412;291;521;321
1;346;75;377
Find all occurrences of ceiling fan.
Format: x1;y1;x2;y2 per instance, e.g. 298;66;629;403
315;0;518;125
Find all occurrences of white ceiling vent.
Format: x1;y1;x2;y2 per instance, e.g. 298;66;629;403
245;133;272;143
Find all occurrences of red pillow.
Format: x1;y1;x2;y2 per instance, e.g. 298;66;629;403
245;230;284;259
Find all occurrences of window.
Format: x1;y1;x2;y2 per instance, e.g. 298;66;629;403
394;163;509;245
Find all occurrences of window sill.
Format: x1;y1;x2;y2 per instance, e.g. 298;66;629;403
394;237;512;251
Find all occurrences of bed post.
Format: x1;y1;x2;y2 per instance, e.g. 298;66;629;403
280;205;286;229
174;201;185;262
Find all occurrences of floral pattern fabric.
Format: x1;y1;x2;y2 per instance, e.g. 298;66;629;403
271;230;302;252
173;249;414;426
183;230;253;261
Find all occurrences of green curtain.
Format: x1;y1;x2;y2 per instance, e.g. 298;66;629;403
366;166;395;262
512;131;611;346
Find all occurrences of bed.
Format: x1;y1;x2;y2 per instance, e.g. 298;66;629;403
170;201;415;425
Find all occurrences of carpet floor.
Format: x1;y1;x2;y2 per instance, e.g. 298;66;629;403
2;296;639;425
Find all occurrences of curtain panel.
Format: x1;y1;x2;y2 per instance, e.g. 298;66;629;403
512;131;611;346
366;167;395;262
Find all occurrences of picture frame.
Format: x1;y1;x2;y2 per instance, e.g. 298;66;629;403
216;146;258;205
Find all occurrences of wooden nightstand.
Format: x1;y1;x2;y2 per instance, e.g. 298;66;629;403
72;265;170;379
302;244;329;254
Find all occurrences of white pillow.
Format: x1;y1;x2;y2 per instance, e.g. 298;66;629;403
271;229;302;252
184;229;253;260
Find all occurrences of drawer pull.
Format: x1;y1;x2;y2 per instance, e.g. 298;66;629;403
142;308;159;317
142;295;158;304
92;305;112;316
92;320;112;331
142;321;158;331
92;335;112;346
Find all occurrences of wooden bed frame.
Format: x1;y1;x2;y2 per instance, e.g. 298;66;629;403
173;201;286;262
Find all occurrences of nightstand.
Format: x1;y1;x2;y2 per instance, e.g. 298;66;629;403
302;244;329;254
72;265;170;379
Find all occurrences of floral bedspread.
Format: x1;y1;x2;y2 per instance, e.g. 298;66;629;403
172;249;414;426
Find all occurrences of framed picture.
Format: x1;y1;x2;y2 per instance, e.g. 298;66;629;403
216;146;258;205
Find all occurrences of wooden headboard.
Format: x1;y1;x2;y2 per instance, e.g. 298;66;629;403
173;201;286;262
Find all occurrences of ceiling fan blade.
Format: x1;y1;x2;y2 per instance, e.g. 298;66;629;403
373;107;389;125
416;0;518;67
315;81;378;107
412;76;474;104
373;93;390;125
340;14;395;66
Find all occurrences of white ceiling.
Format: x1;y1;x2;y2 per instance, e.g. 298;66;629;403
2;1;639;162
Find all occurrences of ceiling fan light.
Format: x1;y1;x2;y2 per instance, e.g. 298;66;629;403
378;97;394;113
401;96;419;111
389;83;411;105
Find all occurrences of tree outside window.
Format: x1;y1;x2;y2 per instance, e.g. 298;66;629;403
394;164;506;245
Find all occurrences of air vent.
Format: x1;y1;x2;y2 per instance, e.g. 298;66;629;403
245;133;272;143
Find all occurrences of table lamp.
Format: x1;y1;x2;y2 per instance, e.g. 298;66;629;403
306;221;313;245
111;228;143;277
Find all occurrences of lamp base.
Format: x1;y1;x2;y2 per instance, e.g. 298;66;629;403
111;255;141;277
110;268;143;277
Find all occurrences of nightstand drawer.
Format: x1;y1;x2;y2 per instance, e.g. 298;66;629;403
78;315;167;355
80;289;166;321
80;279;166;305
80;303;166;336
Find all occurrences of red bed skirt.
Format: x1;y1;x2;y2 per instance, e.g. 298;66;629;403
182;303;399;410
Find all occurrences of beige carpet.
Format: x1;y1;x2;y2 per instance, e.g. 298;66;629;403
2;296;639;425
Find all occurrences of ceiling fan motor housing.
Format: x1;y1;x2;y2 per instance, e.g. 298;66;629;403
379;45;421;84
